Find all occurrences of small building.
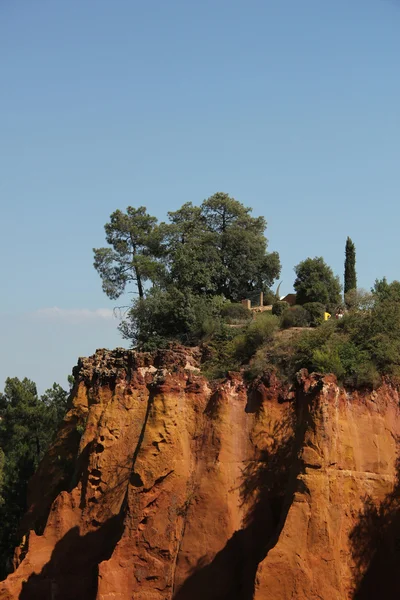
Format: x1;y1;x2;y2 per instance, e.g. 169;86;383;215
280;293;296;306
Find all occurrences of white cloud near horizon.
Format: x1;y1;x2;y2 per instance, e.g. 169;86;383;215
33;307;118;322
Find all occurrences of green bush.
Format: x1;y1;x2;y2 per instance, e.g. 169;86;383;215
221;302;252;323
272;301;289;316
205;283;400;389
350;361;381;389
263;288;278;305
120;288;228;350
245;333;300;382
312;346;344;379
303;302;325;327
290;323;382;388
200;337;241;380
233;312;279;362
280;305;310;329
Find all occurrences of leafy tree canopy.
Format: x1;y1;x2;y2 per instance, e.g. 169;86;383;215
164;193;280;300
372;277;400;303
93;207;164;300
95;193;281;347
0;378;69;578
294;257;342;310
119;287;228;351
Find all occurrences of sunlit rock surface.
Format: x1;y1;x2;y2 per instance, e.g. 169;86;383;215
1;347;399;599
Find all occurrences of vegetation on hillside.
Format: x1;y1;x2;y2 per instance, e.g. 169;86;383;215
199;278;400;389
0;379;69;578
93;194;400;391
2;193;400;581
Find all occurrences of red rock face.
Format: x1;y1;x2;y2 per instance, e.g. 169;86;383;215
1;349;400;600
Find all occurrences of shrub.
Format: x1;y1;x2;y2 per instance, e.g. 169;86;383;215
351;362;380;389
312;346;345;379
280;305;310;329
272;301;289;316
303;302;325;327
263;288;278;305
200;337;241;380
201;289;400;389
291;323;381;388
120;288;227;350
337;341;380;388
245;332;301;382
291;321;337;371
234;312;279;362
221;302;252;323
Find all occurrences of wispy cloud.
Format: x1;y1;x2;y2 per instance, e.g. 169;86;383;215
33;307;117;323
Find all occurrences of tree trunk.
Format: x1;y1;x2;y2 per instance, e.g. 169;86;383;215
131;236;144;299
135;266;144;299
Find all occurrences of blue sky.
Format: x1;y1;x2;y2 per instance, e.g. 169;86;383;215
1;0;399;391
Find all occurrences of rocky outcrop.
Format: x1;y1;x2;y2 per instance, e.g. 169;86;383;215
1;347;399;599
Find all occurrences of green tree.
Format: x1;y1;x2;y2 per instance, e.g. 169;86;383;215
160;193;281;301
97;193;281;347
372;277;400;303
162;202;220;294
41;383;69;426
344;237;357;298
119;287;227;350
0;378;69;578
294;257;342;310
95;195;281;303
200;193;281;301
93;207;163;300
0;448;5;507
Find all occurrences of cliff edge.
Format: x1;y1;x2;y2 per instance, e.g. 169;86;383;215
1;346;399;599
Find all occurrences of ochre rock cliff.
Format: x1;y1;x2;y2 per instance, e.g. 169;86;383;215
1;347;400;599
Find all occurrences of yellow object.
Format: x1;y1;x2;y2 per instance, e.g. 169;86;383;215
324;312;331;321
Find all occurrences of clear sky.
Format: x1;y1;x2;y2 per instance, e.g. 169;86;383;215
1;0;399;392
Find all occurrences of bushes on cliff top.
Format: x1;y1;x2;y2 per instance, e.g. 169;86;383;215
220;302;252;324
280;305;310;329
288;292;400;387
302;302;325;327
119;288;230;350
201;312;279;378
245;281;400;387
202;282;400;388
292;324;380;388
233;312;279;362
272;300;289;316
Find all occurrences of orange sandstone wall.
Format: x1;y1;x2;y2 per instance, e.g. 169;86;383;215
0;349;399;600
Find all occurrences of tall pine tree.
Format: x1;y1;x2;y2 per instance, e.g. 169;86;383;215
344;237;357;297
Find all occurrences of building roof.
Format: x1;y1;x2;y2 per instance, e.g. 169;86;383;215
280;293;296;305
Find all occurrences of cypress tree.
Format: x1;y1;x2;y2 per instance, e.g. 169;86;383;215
344;237;357;296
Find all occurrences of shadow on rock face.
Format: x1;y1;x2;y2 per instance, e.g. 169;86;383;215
19;512;124;600
173;412;299;600
350;446;400;600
